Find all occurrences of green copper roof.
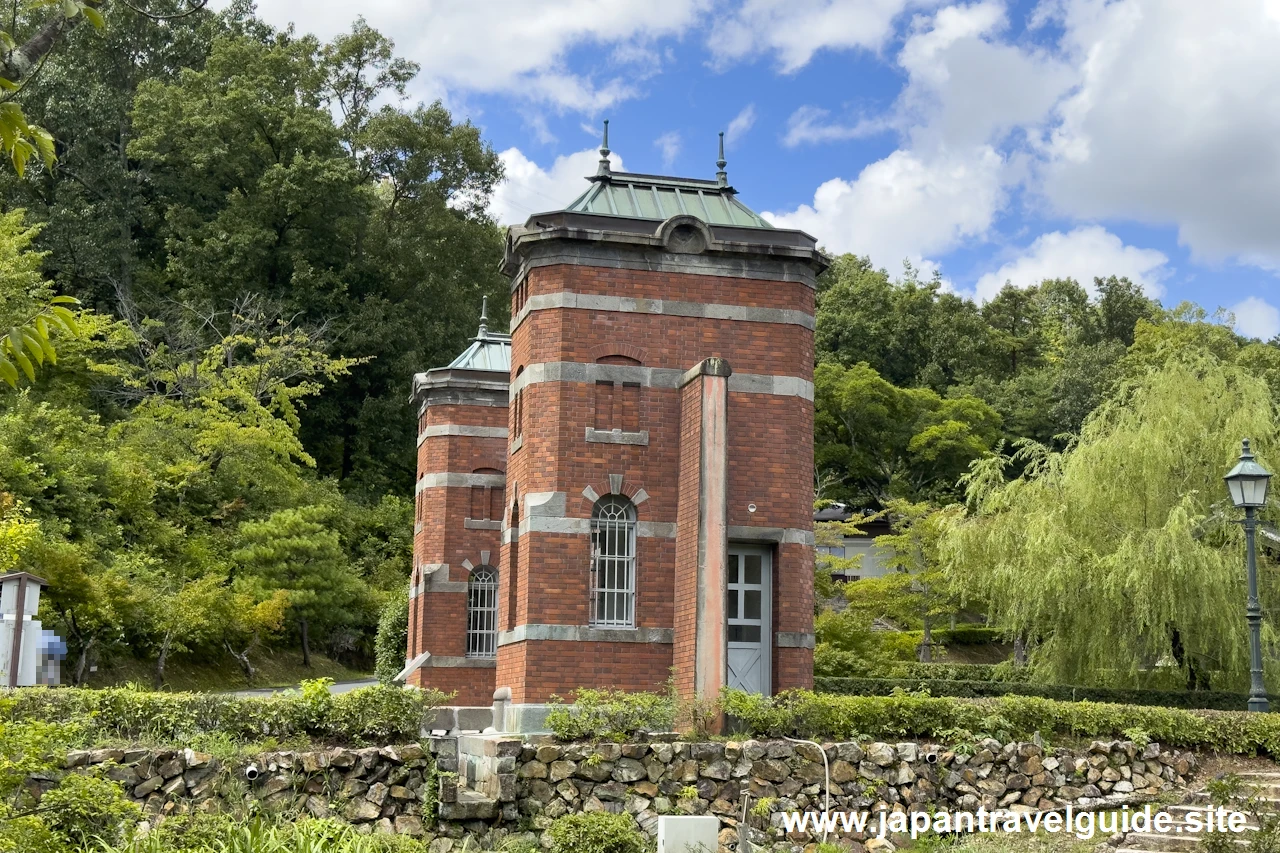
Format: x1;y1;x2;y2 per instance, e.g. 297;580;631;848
446;333;510;372
559;123;773;229
565;174;773;228
446;298;511;372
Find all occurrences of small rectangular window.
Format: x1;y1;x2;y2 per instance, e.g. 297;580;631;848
621;382;640;432
594;381;615;430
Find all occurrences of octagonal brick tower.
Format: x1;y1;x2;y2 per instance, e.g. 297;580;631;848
494;129;828;727
406;307;509;706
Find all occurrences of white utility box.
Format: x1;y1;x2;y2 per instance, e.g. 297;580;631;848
657;815;720;853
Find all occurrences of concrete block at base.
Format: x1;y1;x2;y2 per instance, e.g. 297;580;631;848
657;815;719;853
501;704;556;734
421;707;494;734
456;707;495;732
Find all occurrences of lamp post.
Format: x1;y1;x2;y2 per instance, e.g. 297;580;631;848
1225;439;1273;712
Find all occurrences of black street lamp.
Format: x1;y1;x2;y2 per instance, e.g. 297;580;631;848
1225;439;1273;712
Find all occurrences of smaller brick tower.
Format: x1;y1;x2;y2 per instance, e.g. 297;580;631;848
405;302;509;706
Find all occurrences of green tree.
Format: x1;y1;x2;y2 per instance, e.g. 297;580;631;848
866;500;957;662
815;361;1002;504
943;353;1280;688
233;506;361;667
813;607;896;677
814;518;860;605
0;211;81;387
127;22;506;495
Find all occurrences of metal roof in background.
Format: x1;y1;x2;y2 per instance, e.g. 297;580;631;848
447;335;511;372
446;298;511;372
557;122;774;230
564;172;774;229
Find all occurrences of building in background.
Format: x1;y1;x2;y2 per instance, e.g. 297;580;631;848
406;128;828;727
813;503;893;584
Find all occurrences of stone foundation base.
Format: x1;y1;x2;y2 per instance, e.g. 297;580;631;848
496;703;556;734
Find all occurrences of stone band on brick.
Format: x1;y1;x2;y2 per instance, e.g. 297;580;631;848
414;472;507;493
512;292;815;332
510;361;815;400
418;424;509;445
496;624;675;646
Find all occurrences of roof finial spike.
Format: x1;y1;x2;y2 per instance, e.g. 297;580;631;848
716;130;728;188
477;296;489;339
597;119;612;177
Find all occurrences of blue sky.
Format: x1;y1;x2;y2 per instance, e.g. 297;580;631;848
239;0;1280;339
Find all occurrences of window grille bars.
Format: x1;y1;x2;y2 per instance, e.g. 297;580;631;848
589;496;636;628
466;567;498;658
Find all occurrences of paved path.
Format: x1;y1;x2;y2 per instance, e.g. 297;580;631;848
229;678;377;699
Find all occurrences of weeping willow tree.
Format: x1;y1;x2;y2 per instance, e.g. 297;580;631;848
943;355;1280;690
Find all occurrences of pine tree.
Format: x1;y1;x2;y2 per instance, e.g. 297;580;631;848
233;507;359;667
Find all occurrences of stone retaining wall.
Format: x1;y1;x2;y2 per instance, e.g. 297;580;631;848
36;737;1199;852
43;742;446;838
510;736;1198;849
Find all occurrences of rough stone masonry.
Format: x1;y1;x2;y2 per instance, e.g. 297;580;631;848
34;736;1198;852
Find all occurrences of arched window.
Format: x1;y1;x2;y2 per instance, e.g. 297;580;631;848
590;496;637;628
466;567;498;659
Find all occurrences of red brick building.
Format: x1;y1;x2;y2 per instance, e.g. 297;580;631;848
406;130;827;725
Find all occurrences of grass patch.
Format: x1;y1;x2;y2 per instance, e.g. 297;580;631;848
83;648;369;693
909;831;1099;853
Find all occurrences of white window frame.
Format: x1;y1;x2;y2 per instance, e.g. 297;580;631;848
589;496;637;628
466;566;498;659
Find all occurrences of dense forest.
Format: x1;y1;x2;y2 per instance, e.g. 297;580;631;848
0;1;1270;690
0;1;507;685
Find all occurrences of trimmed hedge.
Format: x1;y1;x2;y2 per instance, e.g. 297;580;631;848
816;676;1279;711
722;688;1280;756
877;663;1033;683
4;681;449;745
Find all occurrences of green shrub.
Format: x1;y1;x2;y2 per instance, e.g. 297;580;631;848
330;683;440;742
40;773;141;848
546;812;646;853
878;662;1034;683
814;676;1280;711
6;682;448;746
375;590;410;686
722;688;1280;756
546;688;676;742
932;625;1003;645
0;816;60;853
105;815;435;852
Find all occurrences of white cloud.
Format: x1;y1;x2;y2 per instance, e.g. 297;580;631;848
768;2;1066;275
893;1;1075;148
973;226;1169;302
708;0;941;72
490;147;624;226
1231;297;1280;341
654;132;681;169
1039;0;1280;269
725;104;757;144
222;0;709;111
782;106;884;148
763;146;1006;266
